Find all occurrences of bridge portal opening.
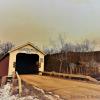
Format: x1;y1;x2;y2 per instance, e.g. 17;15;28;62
15;53;39;74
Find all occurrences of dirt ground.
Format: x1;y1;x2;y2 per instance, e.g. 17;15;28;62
20;75;100;100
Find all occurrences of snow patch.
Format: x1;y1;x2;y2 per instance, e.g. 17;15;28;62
0;83;63;100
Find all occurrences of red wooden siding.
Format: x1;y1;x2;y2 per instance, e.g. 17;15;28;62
0;54;9;77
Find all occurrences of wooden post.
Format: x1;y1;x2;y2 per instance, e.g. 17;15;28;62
16;72;22;96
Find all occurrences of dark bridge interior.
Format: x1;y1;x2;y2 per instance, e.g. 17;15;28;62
16;53;39;74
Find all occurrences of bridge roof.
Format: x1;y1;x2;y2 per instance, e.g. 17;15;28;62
9;42;46;55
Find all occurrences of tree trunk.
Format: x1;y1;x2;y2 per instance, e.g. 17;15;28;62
59;61;62;73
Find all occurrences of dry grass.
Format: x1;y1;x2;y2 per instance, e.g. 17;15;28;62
20;75;100;100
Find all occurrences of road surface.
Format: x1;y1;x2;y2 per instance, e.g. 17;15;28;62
20;75;100;100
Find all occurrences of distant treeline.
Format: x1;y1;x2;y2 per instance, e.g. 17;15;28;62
44;51;100;76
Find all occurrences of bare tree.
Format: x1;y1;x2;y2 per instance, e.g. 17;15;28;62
46;34;67;73
43;48;53;54
54;53;66;73
0;41;14;54
58;34;66;52
76;39;95;52
44;33;96;75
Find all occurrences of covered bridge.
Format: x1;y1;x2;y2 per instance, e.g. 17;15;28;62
0;42;45;77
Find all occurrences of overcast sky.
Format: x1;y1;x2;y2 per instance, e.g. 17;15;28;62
0;0;100;48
